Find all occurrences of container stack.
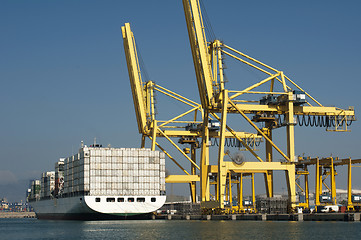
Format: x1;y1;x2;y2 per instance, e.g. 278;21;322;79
54;158;65;196
29;180;41;200
40;172;55;199
31;147;166;200
64;156;74;195
256;197;289;214
61;147;165;197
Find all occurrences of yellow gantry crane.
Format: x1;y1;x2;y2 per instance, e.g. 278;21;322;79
296;157;361;211
122;23;201;201
121;23;261;204
182;0;356;211
122;1;357;213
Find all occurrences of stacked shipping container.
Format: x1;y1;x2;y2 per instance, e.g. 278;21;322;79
62;147;165;197
29;147;166;200
54;159;64;196
29;180;41;200
40;172;55;199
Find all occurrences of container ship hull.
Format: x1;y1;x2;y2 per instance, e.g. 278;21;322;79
30;195;166;220
27;146;167;220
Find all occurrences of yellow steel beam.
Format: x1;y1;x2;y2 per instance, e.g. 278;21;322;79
190;143;197;203
334;158;361;166
280;71;287;93
284;75;322;107
221;43;279;73
264;122;273;197
183;0;207;108
158;106;201;128
219;49;292;94
182;0;214;108
315;158;320;205
217;90;229;208
148;81;156;121
347;158;353;208
228;90;288;95
330;157;337;204
221;49;273;77
299;157;361;166
154;84;200;107
322;179;331;192
219;43;323;107
227;103;355;116
238;174;243;209
216;40;225;92
252;173;256;211
151;120;157;151
229;73;281;100
200;110;210;201
296;181;304;192
229;99;291;162
157;128;200;170
160;129;261;139
208;164;268;173
154;86;200;109
121;23;148;134
219;162;298;207
286;92;295;162
166;175;200;183
220;162;295;171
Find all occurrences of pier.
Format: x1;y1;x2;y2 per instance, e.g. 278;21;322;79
153;213;361;222
0;212;36;219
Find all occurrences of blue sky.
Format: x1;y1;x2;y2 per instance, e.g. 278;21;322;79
1;0;360;201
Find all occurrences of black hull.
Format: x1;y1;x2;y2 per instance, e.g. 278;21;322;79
36;212;153;221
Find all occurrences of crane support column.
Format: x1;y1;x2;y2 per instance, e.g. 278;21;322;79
347;158;354;211
264;124;273;197
151;120;157;151
286;91;295;162
285;91;297;209
228;173;232;207
304;165;310;208
331;157;337;204
315;158;320;206
252;173;256;211
217;90;229;208
285;164;297;209
190;143;197;203
200;111;210;201
238;173;243;210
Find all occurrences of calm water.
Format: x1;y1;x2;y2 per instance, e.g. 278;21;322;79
1;218;361;240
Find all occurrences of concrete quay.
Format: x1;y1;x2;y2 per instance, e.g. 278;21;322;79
0;212;36;219
153;213;361;222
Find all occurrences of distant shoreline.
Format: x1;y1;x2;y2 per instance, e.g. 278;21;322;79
0;212;36;218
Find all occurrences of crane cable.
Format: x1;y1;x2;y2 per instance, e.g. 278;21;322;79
211;138;261;148
296;115;353;128
199;0;216;42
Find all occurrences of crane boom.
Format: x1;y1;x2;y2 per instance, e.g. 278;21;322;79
182;0;214;109
121;23;148;134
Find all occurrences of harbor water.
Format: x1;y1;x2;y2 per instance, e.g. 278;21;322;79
1;218;361;240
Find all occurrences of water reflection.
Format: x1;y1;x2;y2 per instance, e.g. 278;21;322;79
1;219;361;240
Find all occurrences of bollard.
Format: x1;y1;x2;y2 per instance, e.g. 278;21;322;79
207;215;211;220
298;213;303;222
261;214;267;221
231;215;237;221
186;215;191;220
167;214;172;220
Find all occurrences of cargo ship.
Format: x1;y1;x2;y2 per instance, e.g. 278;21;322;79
27;144;166;220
